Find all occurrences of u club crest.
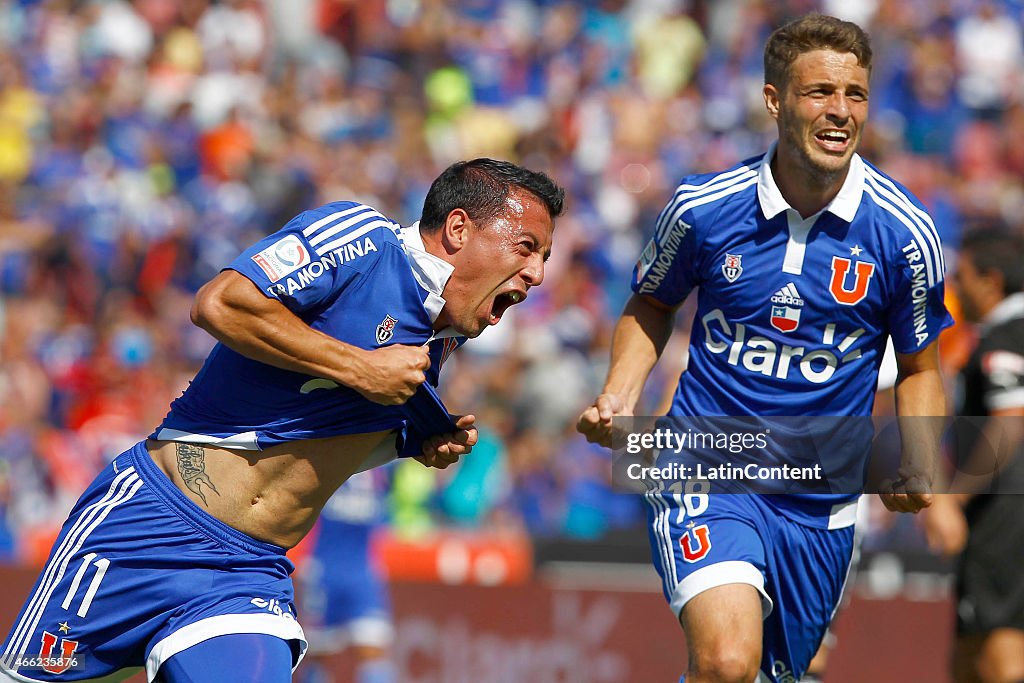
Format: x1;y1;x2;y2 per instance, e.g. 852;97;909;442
721;253;743;283
376;314;398;345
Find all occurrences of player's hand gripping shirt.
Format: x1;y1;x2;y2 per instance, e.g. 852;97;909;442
151;202;464;451
635;145;953;418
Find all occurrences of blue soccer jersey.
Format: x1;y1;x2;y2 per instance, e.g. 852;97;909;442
635;146;953;682
634;145;953;420
150;201;465;451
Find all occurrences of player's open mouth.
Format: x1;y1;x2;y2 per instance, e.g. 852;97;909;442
488;290;526;324
815;129;850;152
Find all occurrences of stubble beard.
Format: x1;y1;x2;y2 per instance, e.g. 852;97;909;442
797;136;854;191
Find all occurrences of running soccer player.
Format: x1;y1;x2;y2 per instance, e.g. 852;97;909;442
296;469;396;683
578;15;951;683
1;158;564;682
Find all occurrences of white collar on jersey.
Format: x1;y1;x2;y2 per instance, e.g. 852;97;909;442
400;222;455;327
757;141;864;223
982;291;1024;331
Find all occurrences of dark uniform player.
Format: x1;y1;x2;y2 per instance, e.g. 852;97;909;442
925;229;1024;683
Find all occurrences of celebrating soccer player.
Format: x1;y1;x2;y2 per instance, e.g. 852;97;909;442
578;14;951;683
1;159;564;682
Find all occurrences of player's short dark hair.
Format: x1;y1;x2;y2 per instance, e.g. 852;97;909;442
960;229;1024;295
419;158;565;233
764;14;873;88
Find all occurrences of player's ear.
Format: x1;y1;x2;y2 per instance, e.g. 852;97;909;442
763;83;781;119
442;208;470;253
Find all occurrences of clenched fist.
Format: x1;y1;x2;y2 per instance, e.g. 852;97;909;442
577;393;632;448
350;345;431;405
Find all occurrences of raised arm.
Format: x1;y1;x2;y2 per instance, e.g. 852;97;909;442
191;270;431;405
577;293;677;447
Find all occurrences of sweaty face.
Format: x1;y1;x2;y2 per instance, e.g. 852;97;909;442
768;49;869;180
440;189;554;338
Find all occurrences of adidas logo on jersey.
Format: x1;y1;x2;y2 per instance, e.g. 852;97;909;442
770;283;804;307
769;283;804;333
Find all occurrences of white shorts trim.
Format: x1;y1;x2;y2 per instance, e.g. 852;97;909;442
669;560;773;619
304;616;395;654
145;613;307;681
828;500;859;530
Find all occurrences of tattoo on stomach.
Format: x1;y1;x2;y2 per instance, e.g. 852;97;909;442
175;443;221;506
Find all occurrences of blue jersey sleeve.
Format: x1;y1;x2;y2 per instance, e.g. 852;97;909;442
228;202;400;315
631;197;700;306
886;234;955;353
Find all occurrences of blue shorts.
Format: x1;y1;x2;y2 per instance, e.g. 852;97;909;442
645;488;855;682
1;441;307;681
298;524;392;653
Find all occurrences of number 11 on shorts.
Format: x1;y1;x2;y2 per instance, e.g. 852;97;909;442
62;553;109;618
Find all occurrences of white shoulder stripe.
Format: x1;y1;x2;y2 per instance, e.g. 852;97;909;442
864;168;945;277
302;205;375;238
863;183;940;287
657;166;760;242
307;207;387;247
863;173;944;285
863;167;945;276
675;161;762;193
863;167;942;243
315;219;393;256
657;174;758;242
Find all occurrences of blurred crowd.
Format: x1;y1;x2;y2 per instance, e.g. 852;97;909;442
1;0;1023;562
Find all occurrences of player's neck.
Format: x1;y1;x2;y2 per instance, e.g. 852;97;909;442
772;149;848;219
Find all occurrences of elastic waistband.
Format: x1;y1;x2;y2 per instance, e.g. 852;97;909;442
123;441;289;557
